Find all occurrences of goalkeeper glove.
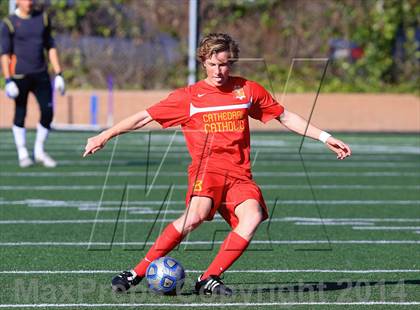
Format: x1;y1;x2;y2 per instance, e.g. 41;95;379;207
54;73;65;95
5;78;19;99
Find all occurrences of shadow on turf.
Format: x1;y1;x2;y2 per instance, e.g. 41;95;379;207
231;279;420;294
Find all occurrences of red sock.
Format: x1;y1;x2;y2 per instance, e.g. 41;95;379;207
133;223;183;277
202;231;249;280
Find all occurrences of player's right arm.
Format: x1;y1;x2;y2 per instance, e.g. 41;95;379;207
1;54;11;79
1;44;19;99
1;19;13;79
83;110;153;157
1;20;20;98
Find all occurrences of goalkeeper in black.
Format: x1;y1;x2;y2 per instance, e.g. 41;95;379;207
1;0;65;167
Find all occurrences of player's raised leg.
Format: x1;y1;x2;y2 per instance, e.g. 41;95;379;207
195;199;264;296
111;196;212;292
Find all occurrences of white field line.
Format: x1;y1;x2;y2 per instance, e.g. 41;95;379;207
1;302;420;308
0;218;370;224
0;138;411;146
1;159;417;168
0;171;420;177
1;217;420;225
1;184;419;191
1;171;419;178
0;142;418;153
0;145;397;153
0;135;185;144
2;214;420;223
295;221;374;226
1;132;418;146
1;240;420;247
0;134;416;145
83;208;183;214
0;219;178;224
1;199;419;207
1;161;419;171
353;226;420;230
1;145;418;154
1;156;419;166
285;217;420;222
0;138;413;148
0;148;419;156
0;137;414;148
0;219;388;224
254;161;420;167
1;269;420;274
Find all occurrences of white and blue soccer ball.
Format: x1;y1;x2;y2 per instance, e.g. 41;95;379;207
146;256;185;295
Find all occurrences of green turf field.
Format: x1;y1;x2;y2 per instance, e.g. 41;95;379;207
0;130;419;309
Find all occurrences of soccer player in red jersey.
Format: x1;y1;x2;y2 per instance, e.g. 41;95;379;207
83;33;351;295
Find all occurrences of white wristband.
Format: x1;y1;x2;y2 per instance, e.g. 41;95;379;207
319;131;331;143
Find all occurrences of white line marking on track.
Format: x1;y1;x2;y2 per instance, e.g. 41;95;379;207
1;269;419;274
1;302;420;308
1;240;419;247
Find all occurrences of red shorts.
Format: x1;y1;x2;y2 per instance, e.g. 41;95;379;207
185;171;268;229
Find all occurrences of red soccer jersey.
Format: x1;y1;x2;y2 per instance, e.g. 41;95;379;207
147;76;284;179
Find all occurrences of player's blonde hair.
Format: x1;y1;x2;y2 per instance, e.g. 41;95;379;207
196;33;239;64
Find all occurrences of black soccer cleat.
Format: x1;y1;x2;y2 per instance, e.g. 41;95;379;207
194;274;233;296
111;270;143;293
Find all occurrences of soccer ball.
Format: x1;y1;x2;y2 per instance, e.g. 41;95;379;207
146;256;185;295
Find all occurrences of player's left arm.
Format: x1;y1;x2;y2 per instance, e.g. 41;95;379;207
48;47;65;95
44;13;65;95
48;48;62;75
43;11;62;75
276;110;351;160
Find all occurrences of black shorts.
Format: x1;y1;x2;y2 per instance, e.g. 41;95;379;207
13;71;53;128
